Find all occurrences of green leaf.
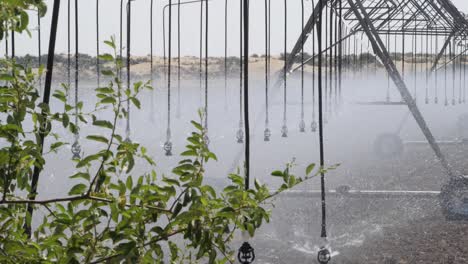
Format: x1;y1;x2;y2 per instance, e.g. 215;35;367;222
271;171;283;177
0;74;14;81
190;121;203;131
50;142;66;151
69;183;87;195
93;120;113;129
104;40;116;49
98;53;114;61
130;97;141;109
100;97;116;104
126;176;133;190
62;113;70;128
86;135;109;144
70;172;90;181
306;163;316;176
101;70;114;76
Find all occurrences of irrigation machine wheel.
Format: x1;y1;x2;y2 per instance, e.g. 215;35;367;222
440;176;468;221
373;133;404;159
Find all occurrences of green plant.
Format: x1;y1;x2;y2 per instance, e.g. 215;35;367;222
0;0;46;40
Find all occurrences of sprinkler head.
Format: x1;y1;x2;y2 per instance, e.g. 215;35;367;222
317;247;331;264
435;97;439;104
71;141;82;160
237;242;255;264
264;128;271;142
311;121;318;132
281;125;288;138
163;141;173;156
236;129;244;144
299;120;306;132
452;99;456;106
425;97;429;104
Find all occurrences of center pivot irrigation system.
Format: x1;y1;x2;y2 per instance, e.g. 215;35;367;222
4;0;468;263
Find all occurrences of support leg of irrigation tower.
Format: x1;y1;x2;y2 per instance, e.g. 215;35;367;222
348;0;455;178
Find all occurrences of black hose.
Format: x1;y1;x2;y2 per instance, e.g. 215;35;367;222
300;0;305;132
177;0;181;118
282;0;287;137
317;0;327;240
166;0;173;155
204;0;208;131
96;0;100;87
126;0;132;141
243;0;249;190
37;9;42;90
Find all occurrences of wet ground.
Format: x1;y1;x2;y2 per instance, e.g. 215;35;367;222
38;71;468;263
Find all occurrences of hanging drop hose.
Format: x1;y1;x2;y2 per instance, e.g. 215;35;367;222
338;0;342;108
237;0;244;144
435;31;439;104
264;0;271;141
11;30;15;59
425;26;429;104
353;36;356;76
386;18;390;102
150;0;153;80
323;4;328;124
4;26;7;59
224;0;228;112
281;0;288;138
402;10;405;81
237;1;255;263
125;0;132;142
300;0;305;133
164;0;173;156
412;24;416;100
463;40;467;104
67;0;71;99
150;0;155;122
204;0;209;145
120;0;124;80
311;0;317;133
199;0;203;106
316;1;330;263
96;0;100;88
177;0;181;118
451;41;456;106
332;3;336;109
71;0;82;159
37;9;42;93
459;44;463;104
26;0;61;238
444;42;448;106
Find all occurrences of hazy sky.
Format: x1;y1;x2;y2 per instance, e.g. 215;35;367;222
7;0;468;57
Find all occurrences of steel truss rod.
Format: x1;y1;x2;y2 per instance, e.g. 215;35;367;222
433;41;468;73
291;30;357;74
430;30;457;72
276;0;328;88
